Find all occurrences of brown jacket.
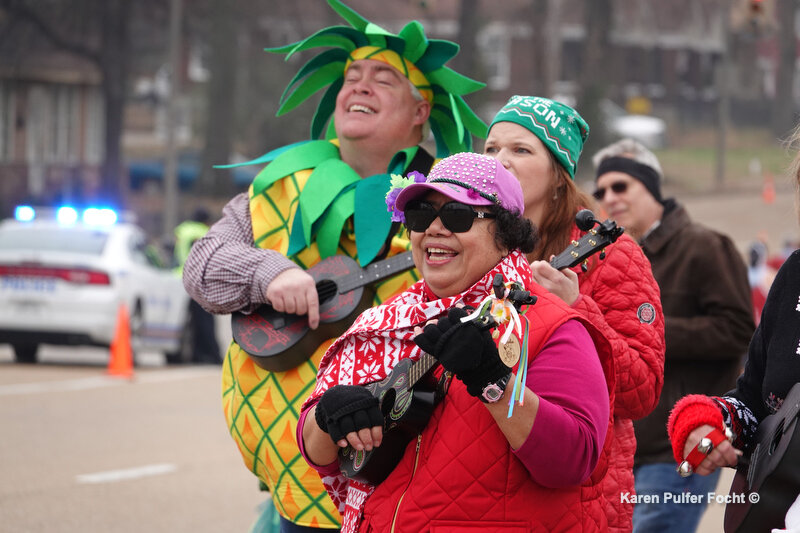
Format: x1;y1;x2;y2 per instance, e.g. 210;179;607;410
633;199;754;464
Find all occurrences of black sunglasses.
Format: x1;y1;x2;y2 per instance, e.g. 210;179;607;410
404;200;496;233
593;181;629;201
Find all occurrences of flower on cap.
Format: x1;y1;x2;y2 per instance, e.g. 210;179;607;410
386;171;427;223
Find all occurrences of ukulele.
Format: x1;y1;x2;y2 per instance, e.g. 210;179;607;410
550;209;624;270
231;252;415;372
724;382;800;532
338;210;623;484
338;276;528;485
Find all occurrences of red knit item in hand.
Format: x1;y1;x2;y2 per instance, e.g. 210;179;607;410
667;394;724;464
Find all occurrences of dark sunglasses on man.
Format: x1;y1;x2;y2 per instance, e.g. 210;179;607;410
404;200;496;233
593;181;629;201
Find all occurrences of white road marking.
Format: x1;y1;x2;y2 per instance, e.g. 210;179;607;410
76;463;178;484
0;367;217;396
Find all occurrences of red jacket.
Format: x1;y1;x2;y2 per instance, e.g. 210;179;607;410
359;287;616;532
571;228;665;531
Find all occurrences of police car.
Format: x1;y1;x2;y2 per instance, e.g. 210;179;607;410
0;206;193;364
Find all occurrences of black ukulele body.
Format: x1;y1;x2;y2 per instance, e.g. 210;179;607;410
231;253;414;372
338;356;439;485
724;383;800;532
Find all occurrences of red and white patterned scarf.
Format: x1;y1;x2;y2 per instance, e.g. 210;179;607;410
304;250;534;532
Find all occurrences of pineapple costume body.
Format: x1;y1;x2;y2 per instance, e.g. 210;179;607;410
222;141;433;528
219;1;488;528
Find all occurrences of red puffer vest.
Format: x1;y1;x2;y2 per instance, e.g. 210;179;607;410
359;287;615;533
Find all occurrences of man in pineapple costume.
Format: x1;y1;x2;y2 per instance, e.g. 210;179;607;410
182;1;486;530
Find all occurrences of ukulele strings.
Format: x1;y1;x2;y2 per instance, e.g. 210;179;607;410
316;281;339;303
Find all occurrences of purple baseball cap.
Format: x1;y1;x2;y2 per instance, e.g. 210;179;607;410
394;152;525;215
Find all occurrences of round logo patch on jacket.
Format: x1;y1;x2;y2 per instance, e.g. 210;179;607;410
637;303;656;324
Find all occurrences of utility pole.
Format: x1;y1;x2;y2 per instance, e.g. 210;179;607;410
163;0;182;240
715;0;732;190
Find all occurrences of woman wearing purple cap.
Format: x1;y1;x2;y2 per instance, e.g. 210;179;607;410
296;152;615;532
485;95;666;532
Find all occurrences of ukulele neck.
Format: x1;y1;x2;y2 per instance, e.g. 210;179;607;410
337;252;415;294
409;352;438;388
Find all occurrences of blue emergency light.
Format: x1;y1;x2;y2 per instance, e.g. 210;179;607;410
56;207;79;225
14;205;36;222
12;205;119;226
83;208;118;226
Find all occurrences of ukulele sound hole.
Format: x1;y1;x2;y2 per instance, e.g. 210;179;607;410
317;280;338;304
380;388;397;418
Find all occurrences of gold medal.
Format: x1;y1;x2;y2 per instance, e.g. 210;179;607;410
498;334;521;368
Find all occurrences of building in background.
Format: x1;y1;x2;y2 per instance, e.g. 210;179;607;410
0;51;104;217
0;0;796;227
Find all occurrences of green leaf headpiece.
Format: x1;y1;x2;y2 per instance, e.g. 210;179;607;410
268;0;488;156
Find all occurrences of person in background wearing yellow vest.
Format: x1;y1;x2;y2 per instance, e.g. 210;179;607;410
181;1;487;531
175;207;221;365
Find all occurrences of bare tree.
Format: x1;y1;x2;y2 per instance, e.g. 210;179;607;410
197;0;238;196
452;0;480;78
221;2;317;166
576;0;612;167
529;0;561;98
452;0;488;149
771;0;797;137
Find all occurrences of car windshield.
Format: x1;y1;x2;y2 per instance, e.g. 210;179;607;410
0;226;109;255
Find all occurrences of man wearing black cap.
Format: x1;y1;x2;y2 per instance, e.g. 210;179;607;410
593;138;754;533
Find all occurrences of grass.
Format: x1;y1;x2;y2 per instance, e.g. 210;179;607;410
654;127;796;194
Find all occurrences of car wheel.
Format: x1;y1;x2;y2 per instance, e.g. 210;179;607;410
13;343;39;364
165;314;194;365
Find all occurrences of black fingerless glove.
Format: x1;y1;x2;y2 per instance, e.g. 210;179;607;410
413;307;512;398
314;385;383;444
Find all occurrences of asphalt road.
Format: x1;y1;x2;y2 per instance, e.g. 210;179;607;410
0;345;267;533
677;184;797;260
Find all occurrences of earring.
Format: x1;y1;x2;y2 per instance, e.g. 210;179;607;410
553;192;558;200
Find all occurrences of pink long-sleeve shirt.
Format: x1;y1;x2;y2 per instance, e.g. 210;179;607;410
297;319;608;487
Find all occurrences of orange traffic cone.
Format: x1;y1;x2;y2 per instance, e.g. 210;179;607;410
762;172;775;204
108;304;134;378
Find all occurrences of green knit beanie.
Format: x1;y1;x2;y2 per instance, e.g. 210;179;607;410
489;95;589;179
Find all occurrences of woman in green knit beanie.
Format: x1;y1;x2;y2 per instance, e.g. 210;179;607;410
484;95;666;532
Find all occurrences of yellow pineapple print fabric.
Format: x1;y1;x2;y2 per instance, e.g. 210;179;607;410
222;157;419;528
